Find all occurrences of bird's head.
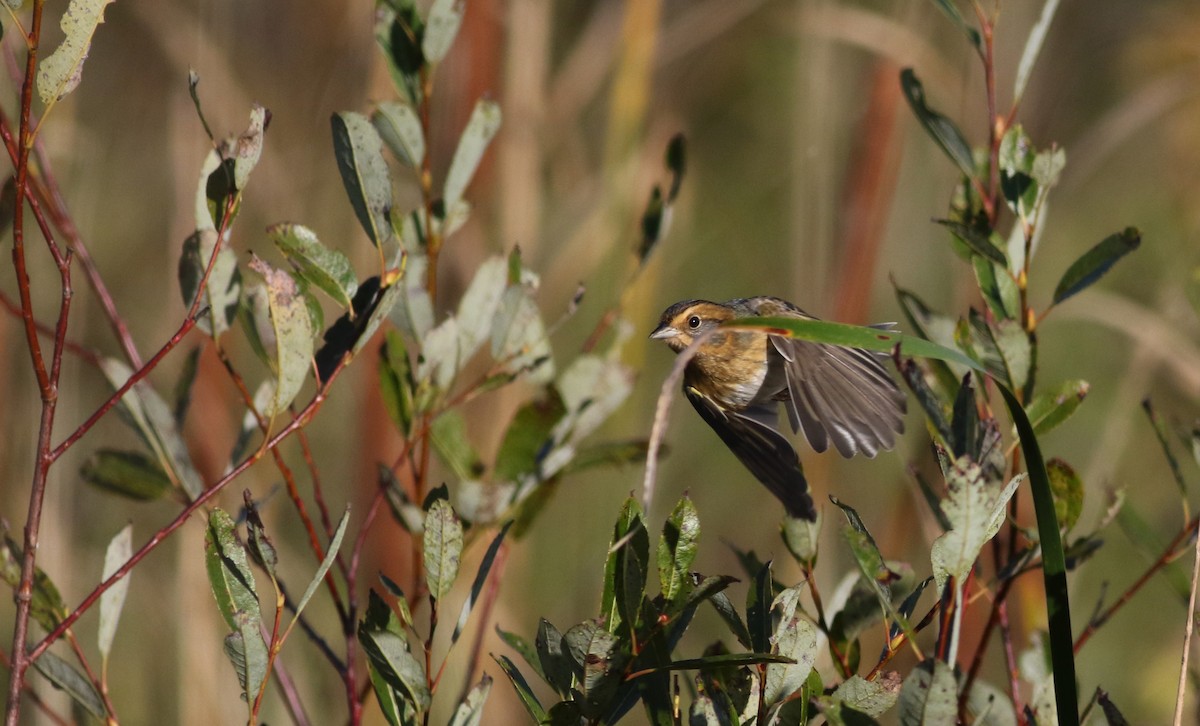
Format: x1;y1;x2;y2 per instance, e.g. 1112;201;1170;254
649;299;733;352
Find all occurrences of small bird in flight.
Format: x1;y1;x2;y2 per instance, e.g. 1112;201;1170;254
650;296;906;519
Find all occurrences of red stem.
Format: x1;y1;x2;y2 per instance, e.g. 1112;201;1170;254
25;361;350;669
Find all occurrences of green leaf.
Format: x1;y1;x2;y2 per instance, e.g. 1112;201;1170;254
179;229;242;337
926;0;981;48
248;254;315;415
30;650;106;719
290;507;350;624
172;346;201;428
268;223;358;310
658;496;701;603
828;674;901;718
1046;458;1083;533
422;0;466;63
496;626;543;682
996;385;1078;725
359;627;431;714
380;465;425;534
637;653;795;673
1;537;68;632
204;509;260;632
732;315;981;374
1014;0;1062;103
451;520;513;645
899;68;976;179
379;331;415;435
936;220;1007;265
244;500;278;580
224;612;269;707
1052;227;1141;305
36;0;115;104
614;516;650;638
535;618;575;695
430;411;483;480
899;659;957;724
494;654;546;723
930;457;1023;590
375;3;425;105
601;497;643;634
81;449;174;501
1024;379;1089;435
229;105;268;192
98;524;132;661
782;512;821;566
709;588;752;650
373;100;426;168
449;674;492;726
1143;398;1188;501
423;499;463;602
101;358;204;500
332;111;394;248
494;391;565;482
764;593;818;705
366;660;408;726
973;256;1019;321
746;561;773;654
444;99;502;213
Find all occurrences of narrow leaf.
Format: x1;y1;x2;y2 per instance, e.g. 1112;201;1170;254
444;99;502;213
1052;227;1141;305
291;507;350;622
30;650;106;719
268;223;359;310
746;561;773;654
900;68;976;179
926;0;981;47
494;654;547;723
936;220;1007;265
449;674;492;726
179;229;242;337
1;538;68;632
36;0;115;104
98;524;132;660
358;626;431;712
1014;0;1062;103
1024;379;1089;435
451;520;513;644
332;111;394;247
204;509;260;632
81;449;174;501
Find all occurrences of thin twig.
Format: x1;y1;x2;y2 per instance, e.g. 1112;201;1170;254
26;361;351;667
1173;518;1200;726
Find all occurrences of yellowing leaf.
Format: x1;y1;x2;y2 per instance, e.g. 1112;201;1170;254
36;0;115;105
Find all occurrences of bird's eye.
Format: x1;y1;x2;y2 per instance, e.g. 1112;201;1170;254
687;315;701;329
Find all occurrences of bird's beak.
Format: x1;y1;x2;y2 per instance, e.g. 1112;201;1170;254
649;324;678;340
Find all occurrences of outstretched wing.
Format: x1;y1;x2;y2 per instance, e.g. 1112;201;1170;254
770;332;906;459
685;385;816;520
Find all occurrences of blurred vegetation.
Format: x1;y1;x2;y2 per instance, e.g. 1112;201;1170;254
2;0;1200;724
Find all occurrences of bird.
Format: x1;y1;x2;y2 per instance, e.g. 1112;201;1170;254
650;296;906;520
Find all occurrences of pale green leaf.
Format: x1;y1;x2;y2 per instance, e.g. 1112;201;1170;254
290;507;350;624
373;100;425;168
248;254;315;416
931;457;1023;590
422;0;465;63
423;499;463;602
268;223;358;310
490;285;553;384
36;0;115;104
449;675;493;726
98;524;132;660
444;100;501;212
1014;0;1062;103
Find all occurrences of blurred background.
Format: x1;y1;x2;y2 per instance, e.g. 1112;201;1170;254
2;0;1199;722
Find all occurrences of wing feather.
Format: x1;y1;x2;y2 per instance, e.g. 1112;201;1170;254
685;386;816;520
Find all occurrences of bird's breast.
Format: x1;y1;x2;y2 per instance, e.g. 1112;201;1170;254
685;331;772;410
